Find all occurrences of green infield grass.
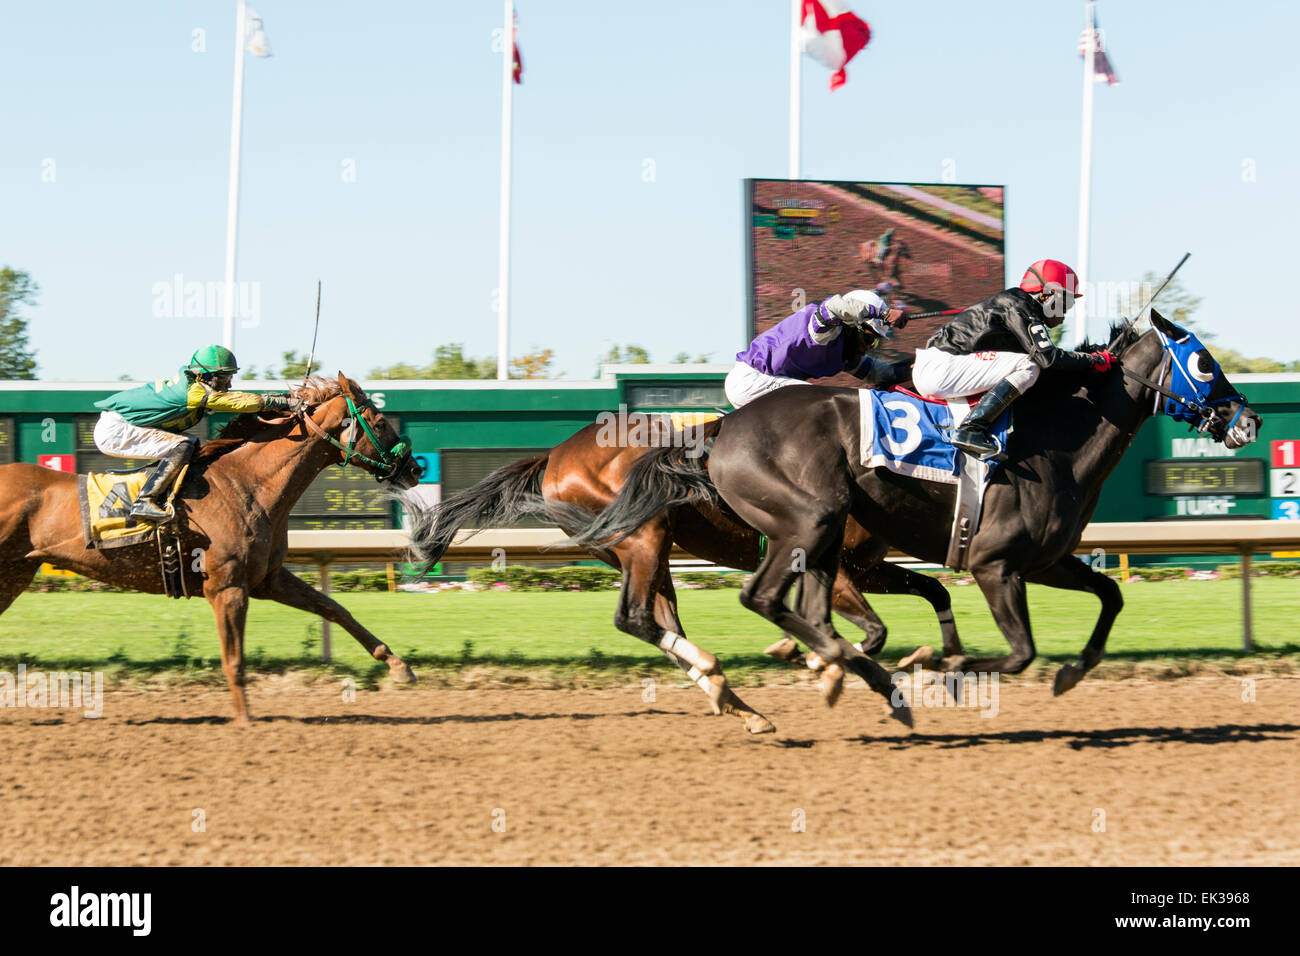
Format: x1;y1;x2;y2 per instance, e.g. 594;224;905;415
0;577;1295;685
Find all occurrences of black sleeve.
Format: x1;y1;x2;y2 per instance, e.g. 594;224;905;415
1005;312;1095;372
862;360;912;388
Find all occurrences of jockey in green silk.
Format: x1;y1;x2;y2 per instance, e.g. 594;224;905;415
93;345;296;522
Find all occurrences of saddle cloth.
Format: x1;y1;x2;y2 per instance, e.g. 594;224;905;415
858;388;1012;570
859;387;1010;483
77;464;189;550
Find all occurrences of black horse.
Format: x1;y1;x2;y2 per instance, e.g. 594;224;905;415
572;312;1261;720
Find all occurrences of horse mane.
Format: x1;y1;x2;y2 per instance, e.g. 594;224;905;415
1027;321;1146;402
194;376;344;464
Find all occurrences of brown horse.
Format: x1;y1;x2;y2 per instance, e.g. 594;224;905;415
407;415;961;734
0;374;422;722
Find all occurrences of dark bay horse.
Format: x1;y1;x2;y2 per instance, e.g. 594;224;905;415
573;312;1262;724
406;415;962;734
0;374;423;722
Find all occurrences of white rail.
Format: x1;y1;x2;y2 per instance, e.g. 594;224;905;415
288;521;1300;654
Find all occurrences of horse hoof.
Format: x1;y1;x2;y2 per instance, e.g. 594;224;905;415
745;713;777;735
885;700;914;729
804;652;827;672
1053;664;1084;697
819;664;845;708
897;645;935;670
388;659;417;684
763;638;801;662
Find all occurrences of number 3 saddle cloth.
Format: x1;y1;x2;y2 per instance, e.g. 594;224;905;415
77;464;190;550
859;387;1011;482
858;387;1013;571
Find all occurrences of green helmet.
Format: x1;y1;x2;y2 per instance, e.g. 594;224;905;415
186;345;239;376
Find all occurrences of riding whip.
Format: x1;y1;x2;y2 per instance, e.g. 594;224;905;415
302;280;322;388
1120;252;1191;333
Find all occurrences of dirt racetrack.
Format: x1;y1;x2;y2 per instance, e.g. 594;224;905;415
2;676;1297;866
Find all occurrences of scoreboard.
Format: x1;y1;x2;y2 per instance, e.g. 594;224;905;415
1144;458;1265;497
289;467;394;530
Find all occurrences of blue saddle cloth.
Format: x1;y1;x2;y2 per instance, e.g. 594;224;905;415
859;388;1011;483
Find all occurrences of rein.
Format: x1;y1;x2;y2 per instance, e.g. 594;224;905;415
296;395;413;481
1120;344;1247;436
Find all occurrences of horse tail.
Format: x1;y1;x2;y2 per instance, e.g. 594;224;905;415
404;453;549;569
570;445;717;549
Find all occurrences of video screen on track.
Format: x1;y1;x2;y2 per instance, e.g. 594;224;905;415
745;179;1006;382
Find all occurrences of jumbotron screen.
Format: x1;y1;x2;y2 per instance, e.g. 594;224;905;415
744;179;1006;382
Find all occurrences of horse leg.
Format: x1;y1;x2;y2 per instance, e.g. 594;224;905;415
1027;556;1124;695
207;584;251;724
795;569;847;708
251;567;416;683
772;544;890;658
762;573;850;707
739;530;911;727
612;527;772;734
860;562;963;658
829;568;888;655
946;561;1036;675
0;561;40;618
651;581;775;734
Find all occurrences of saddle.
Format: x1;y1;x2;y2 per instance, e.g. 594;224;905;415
859;387;1012;571
77;465;191;597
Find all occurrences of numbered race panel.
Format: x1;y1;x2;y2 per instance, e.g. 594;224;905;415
1271;469;1300;498
1271;441;1300;498
1273;440;1300;468
1269;440;1300;556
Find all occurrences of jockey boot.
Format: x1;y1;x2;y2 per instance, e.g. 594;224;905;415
129;440;195;523
951;380;1021;462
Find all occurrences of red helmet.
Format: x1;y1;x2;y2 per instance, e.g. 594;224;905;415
1020;259;1083;298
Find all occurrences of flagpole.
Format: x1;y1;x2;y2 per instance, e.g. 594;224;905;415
1073;1;1096;348
789;0;801;179
222;0;248;352
497;0;514;380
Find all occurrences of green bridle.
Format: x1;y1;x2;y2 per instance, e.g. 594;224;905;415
302;395;414;482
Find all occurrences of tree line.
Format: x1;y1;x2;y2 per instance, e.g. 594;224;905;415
2;265;1294;380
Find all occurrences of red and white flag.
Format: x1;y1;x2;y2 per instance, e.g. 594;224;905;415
1079;25;1118;86
800;1;871;91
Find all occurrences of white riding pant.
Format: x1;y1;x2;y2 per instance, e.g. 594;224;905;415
724;362;812;408
93;411;192;461
910;348;1040;400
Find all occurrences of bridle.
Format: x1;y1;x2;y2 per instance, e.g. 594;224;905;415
1119;332;1248;438
297;393;415;482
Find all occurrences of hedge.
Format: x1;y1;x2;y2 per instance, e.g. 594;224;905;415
23;561;1300;595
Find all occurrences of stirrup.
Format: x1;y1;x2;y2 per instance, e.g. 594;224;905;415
951;429;1004;462
129;500;174;524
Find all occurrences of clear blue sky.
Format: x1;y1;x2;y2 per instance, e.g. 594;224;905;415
3;0;1298;381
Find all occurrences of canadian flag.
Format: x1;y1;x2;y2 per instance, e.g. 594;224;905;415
800;1;871;91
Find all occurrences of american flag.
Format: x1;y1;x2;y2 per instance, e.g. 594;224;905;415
512;11;523;84
1079;27;1119;86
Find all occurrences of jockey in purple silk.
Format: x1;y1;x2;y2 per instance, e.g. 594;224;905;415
726;290;909;408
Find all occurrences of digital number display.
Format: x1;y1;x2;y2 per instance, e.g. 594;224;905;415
0;418;12;465
1144;458;1265;497
626;383;727;409
293;467;394;525
289;516;391;531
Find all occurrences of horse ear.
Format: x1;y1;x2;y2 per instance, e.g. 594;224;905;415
336;372;353;397
1149;308;1191;344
